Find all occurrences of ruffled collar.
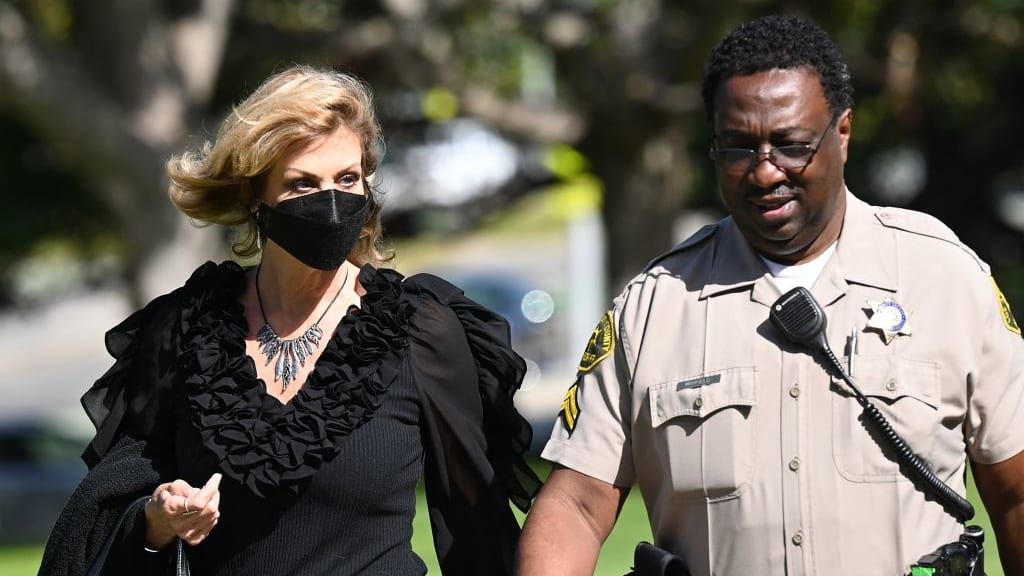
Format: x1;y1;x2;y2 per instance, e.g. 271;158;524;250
177;261;415;498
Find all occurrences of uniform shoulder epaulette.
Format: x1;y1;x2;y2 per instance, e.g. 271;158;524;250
874;207;989;273
644;222;720;271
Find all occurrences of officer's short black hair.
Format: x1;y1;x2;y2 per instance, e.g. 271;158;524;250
701;15;854;120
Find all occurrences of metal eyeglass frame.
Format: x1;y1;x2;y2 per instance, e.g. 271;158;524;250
708;112;841;174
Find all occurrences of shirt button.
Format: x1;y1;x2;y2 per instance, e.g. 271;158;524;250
789;457;801;471
694;397;704;409
792;531;804;546
885;379;898;392
789;385;801;398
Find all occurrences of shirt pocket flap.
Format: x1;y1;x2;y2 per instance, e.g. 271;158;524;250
833;355;940;408
649;366;759;427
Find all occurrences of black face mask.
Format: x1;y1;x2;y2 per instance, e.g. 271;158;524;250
257;189;371;270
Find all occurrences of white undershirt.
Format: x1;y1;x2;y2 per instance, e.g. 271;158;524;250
759;242;838;294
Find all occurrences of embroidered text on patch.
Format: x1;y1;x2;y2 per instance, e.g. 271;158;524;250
578;311;616;372
992;277;1021;335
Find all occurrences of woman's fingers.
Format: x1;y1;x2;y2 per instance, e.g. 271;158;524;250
151;481;190;519
187;473;222;516
167;479;194;498
147;474;223;546
206;487;221;518
145;482;190;550
183;518;219;546
177;473;223;545
144;475;222;545
153;479;196;517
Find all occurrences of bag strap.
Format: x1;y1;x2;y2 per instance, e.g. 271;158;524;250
86;495;190;576
176;538;191;576
86;496;149;576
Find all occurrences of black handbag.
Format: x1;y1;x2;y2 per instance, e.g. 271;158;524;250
86;495;190;576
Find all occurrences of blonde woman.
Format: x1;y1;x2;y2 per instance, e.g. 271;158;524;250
40;65;539;576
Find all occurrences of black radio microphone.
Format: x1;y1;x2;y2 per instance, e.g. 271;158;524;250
769;287;975;523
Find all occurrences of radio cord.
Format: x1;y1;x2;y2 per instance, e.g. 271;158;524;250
769;287;974;523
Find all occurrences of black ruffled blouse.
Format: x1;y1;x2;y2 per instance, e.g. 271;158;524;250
41;261;541;576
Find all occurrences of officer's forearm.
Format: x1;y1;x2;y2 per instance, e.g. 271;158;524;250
517;496;602;575
516;467;626;575
972;451;1024;576
992;500;1024;576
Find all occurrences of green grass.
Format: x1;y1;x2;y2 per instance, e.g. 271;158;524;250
409;459;650;575
3;465;1001;575
0;545;45;575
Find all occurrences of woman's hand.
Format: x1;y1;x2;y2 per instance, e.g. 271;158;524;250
144;473;222;549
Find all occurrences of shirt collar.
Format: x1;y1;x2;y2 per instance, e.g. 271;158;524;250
699;215;775;303
833;191;898;293
699;189;897;303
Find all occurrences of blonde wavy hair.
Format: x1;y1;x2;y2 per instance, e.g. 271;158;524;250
167;65;390;265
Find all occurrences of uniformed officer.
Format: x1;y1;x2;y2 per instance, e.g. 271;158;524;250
517;15;1024;576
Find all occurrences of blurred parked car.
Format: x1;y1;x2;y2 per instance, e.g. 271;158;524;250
442;269;559;370
0;419;86;544
439;269;568;453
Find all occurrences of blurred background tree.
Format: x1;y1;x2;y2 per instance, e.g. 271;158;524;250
1;0;1022;301
0;0;232;305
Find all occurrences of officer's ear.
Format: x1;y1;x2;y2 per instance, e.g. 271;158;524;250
838;109;852;164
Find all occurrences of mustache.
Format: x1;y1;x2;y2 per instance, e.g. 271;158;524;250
749;185;798;199
763;185;796;196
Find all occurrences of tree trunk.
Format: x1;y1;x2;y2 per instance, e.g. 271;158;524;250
0;1;231;304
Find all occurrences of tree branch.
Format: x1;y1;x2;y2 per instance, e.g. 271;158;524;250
0;3;168;232
170;0;234;102
0;2;228;302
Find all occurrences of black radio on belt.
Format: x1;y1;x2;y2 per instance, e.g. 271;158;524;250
770;288;985;576
910;526;985;576
625;542;690;576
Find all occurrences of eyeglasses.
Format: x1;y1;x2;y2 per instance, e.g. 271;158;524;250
709;113;840;175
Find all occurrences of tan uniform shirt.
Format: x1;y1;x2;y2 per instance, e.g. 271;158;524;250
543;192;1024;576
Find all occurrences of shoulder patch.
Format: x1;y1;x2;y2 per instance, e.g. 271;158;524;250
578;311;616;372
875;207;989;273
992;278;1021;335
645;222;720;271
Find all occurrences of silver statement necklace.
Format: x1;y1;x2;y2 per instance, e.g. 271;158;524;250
255;264;349;390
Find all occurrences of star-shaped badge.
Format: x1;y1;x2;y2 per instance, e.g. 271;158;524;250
864;298;912;344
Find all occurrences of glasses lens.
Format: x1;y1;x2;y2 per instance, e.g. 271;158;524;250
771;145;814;169
716;149;755;172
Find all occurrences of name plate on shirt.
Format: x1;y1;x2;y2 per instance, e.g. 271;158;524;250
677;374;722;390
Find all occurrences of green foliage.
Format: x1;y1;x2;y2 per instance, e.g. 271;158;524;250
241;0;343;31
421;87;460;121
544;144;591;179
24;0;71;41
5;0;1024;305
457;10;543;97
